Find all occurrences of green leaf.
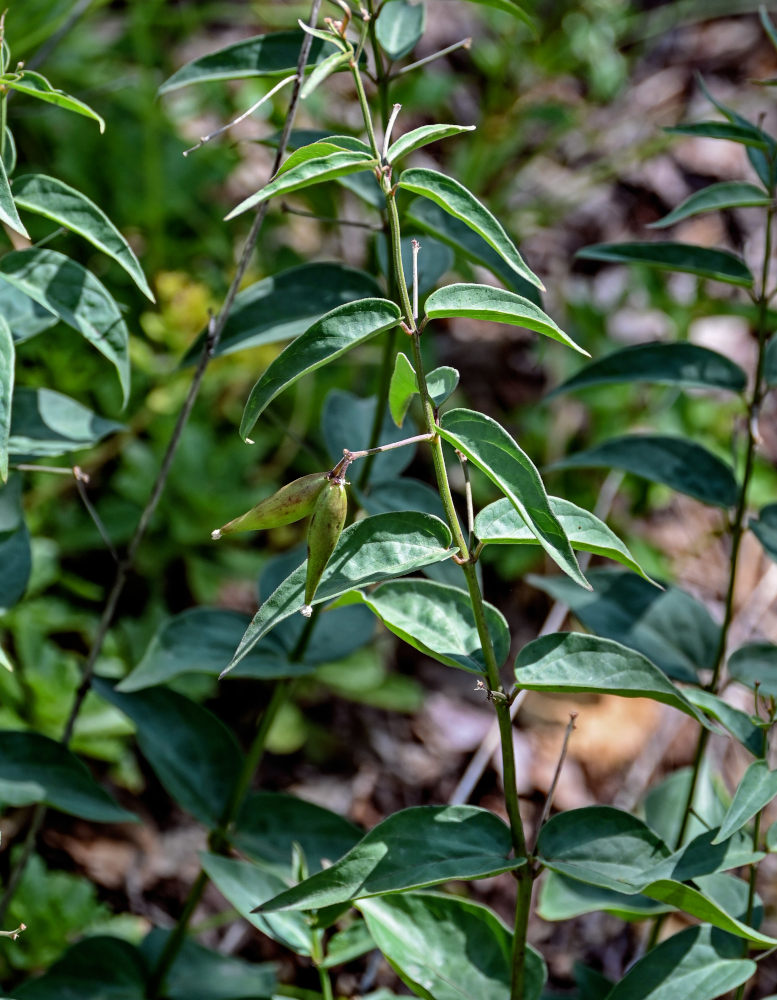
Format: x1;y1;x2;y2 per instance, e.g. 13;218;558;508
0;731;135;822
323;390;415;481
425;282;587;353
359;892;546;1000
158;31;331;92
713;760;777;844
683;687;765;757
183;262;382;363
649;182;770;228
240;298;400;439
275;136;372;176
475;495;651;581
577;242;754;287
666;120;771;149
13;174;154;301
93;679;243;828
2;126;16;175
141;929;276;1000
538;870;671;922
656;828;764;884
514;633;710;726
728;641;777;698
14;937;146;1000
0;70;105;132
8;387;122;459
0;475;30;612
0;281;57;343
457;0;535;26
223;512;453;674
645;765;724;848
528;568;717;684
389;350;418;427
387;123;474;163
761;6;777;51
232;791;361;875
0;250;130;404
200;853;313;956
355;477;445;519
438;408;588;587
406;196;543;303
604;925;755;1000
399;167;543;289
765;338;777;387
428;366;460;406
319;920;375;969
549;342;746;397
226;150;378;220
300;49;350;98
750;502;777;564
259;805;525;912
0;316;12;481
339;579;510;674
375;232;454;295
551;434;738;509
0;155;28;238
376;0;426;60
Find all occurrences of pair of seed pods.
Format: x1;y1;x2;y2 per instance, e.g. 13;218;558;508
211;473;347;614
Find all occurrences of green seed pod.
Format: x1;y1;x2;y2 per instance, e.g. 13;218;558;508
211;473;327;539
301;479;347;616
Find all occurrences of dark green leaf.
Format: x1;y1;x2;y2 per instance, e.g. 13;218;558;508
575;964;614;1000
765;338;777;387
475;495;650;580
13;174;154;300
8;387;122;459
2;126;16;175
713;760;777;844
355;477;445;519
158;31;331;92
259;805;525;912
438;408;588;587
322;389;414;482
339;579;510;674
0;475;30;612
577;242;753;287
695;872;763;927
515;633;710;725
645;765;725;848
376;0;426;60
538;870;671;921
399;167;543;289
428;365;460;406
683;688;765;757
275;136;372;176
300;50;350;98
649;182;770;228
375;232;454;295
389;350;418;427
426;282;586;354
551;434;738;509
728;641;777;698
0;70;105;132
0;154;28;238
226;150;377;220
319;920;375;969
549;343;746;397
0;316;12;480
200;853;313;955
223;512;453;674
240;298;400;438
750;503;777;562
0;731;135;822
14;937;146;1000
387;123;475;164
182;262;382;363
528;569;718;683
0;250;130;404
603;925;755;1000
0;281;57;343
93;679;242;828
666;121;770;149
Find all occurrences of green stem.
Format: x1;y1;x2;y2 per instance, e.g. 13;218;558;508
0;94;7;162
146;870;209;997
357;326;398;489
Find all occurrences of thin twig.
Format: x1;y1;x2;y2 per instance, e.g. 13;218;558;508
392;37;471;77
456;449;474;545
411;237;420;320
534;712;577;844
0;923;25;939
72;466;117;561
280;201;381;229
381;102;401;161
10;464;73;475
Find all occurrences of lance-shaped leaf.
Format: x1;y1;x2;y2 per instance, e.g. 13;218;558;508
387;124;475;164
0;250;130;404
649;181;770;228
8;387;122;459
0;156;28;238
389;351;458;427
226;150;378;220
684;687;765;757
223;512;453;674
183;262;382;363
0;731;135;822
515;633;711;726
475;496;650;581
728;641;777;698
258;806;525;913
460;0;535;25
13;175;154;300
301;49;350;98
13;936;147;1000
549;342;746;397
240;298;400;438
339;579;510;674
750;503;777;563
713;761;777;844
0;70;105;131
528;569;716;684
159;31;330;92
399;167;543;289
0;282;57;343
577;242;754;287
538;871;671;922
551;434;738;509
438;408;588;587
0;475;30;612
604;924;755;1000
94;679;243;829
275;136;372;176
358;893;547;1000
376;0;426;59
666;120;771;148
425;282;587;354
0;316;13;480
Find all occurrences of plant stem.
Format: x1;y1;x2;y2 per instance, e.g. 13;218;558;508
146;869;210;997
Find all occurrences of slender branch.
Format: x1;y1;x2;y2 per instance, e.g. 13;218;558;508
280;201;381;229
391;37;471;78
381;101;401;161
10;463;73;475
456;449;474;546
0;923;25;939
146;869;209;998
411;237;420;320
534;713;577;843
72;466;117;561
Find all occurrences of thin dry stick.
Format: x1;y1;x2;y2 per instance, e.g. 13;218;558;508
72;466;117;561
534;712;577;842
